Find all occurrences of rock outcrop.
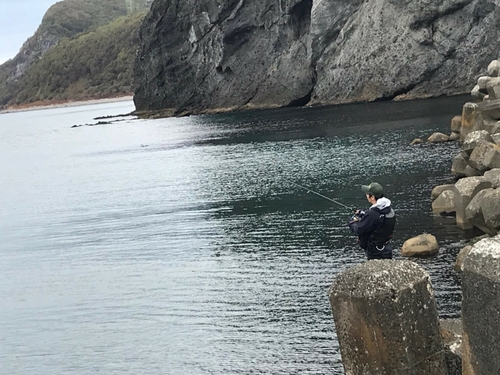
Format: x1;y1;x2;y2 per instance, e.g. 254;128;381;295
133;0;500;115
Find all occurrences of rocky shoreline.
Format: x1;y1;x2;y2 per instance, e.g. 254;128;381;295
0;95;134;114
329;58;500;375
402;58;500;259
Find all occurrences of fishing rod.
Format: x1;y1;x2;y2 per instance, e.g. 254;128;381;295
289;181;355;211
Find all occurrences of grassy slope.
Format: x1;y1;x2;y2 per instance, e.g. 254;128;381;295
0;0;150;108
14;12;145;104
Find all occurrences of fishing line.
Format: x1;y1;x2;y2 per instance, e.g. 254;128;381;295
289;181;354;212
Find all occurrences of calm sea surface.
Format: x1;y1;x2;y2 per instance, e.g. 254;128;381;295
0;97;473;374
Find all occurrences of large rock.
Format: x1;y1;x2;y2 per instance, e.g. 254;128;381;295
480;98;500;121
468;142;500;171
431;184;455;200
133;0;500;115
461;130;494;159
450;115;462;133
462;235;500;374
486;77;500;100
432;190;456;216
488;60;500;77
451;153;469;178
465;189;497;236
483;168;500;188
452;177;492;229
492;121;500;135
401;233;439;256
428;132;449;143
461;103;484;142
440;319;462;375
454;245;473;272
329;260;449;375
481;189;500;233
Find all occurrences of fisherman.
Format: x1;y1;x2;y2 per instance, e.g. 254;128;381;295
348;182;396;260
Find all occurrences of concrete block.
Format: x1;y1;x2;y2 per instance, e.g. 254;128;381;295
462;236;500;374
329;260;449;375
461;103;484;141
452;177;492;229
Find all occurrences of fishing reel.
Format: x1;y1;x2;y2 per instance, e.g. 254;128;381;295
348;210;365;226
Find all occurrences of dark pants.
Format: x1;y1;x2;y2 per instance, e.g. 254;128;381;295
366;243;393;260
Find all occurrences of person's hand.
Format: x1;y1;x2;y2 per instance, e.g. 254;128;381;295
354;210;365;217
348;214;360;226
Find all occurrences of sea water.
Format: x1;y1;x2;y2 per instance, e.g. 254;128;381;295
0;97;471;374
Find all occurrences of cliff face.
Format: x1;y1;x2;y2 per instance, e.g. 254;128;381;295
133;0;500;114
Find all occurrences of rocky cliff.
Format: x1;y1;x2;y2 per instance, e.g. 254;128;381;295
133;0;500;115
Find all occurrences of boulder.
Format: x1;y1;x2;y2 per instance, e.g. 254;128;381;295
481;189;500;233
329;260;449;375
462;235;500;374
450;115;462;133
461;130;494;159
493;133;500;146
411;137;424;145
463;165;482;177
471;85;486;101
483;168;500;188
468;142;500;171
431;184;455;200
492;121;500;134
428;132;449;143
432;190;456;215
449;132;460;142
440;318;462;375
488;60;500;77
451;153;468;178
461;103;484;141
480;98;500;121
477;76;491;90
486;77;500;100
451;177;492;229
465;189;497;235
454;245;473;272
401;234;439;256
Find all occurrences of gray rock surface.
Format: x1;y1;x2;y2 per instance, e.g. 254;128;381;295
431;184;455;201
432;189;456;215
133;0;500;114
461;130;494;158
452;176;492;229
462;235;500;374
468;141;500;171
329;260;449;375
401;233;440;256
465;188;497;236
483;168;500;188
428;132;450;143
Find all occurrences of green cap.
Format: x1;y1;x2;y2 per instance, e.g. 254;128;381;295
361;182;383;198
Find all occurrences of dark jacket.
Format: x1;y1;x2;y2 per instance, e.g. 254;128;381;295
349;197;396;259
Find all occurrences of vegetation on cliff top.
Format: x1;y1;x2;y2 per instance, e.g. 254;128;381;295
0;0;151;108
13;12;145;104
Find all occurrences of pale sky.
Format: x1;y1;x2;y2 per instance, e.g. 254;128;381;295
0;0;60;64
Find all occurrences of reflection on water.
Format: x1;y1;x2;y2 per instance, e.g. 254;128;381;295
0;96;472;374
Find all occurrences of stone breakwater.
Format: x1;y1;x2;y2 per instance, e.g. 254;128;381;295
329;236;500;375
328;59;500;375
430;58;500;237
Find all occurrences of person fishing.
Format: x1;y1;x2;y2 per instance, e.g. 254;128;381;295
348;182;396;260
